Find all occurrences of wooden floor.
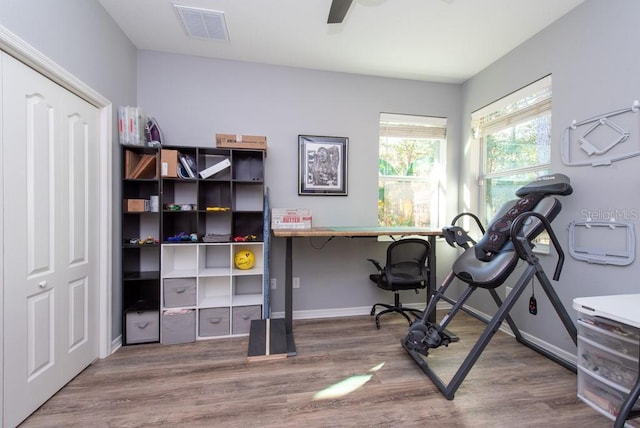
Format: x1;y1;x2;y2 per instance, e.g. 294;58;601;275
21;312;610;427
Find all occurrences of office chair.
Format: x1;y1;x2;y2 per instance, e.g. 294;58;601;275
367;238;431;329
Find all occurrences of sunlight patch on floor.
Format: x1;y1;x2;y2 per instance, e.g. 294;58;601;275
313;363;385;400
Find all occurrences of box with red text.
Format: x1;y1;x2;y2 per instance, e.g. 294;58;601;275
271;208;312;229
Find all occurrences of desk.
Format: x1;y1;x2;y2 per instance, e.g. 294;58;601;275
269;226;443;357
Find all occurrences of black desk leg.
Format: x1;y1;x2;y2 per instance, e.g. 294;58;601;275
284;237;297;356
427;235;437;324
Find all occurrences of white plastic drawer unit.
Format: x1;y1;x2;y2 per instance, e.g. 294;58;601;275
574;295;640;427
577;367;640;427
578;316;640;360
578;333;639;390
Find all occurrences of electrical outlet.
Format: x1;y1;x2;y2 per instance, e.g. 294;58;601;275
293;277;300;289
270;278;277;290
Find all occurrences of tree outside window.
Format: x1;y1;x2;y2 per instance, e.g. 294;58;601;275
473;76;552;224
378;114;446;228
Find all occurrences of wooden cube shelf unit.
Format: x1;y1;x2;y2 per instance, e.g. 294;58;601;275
158;146;266;344
120;144;267;345
120;145;162;345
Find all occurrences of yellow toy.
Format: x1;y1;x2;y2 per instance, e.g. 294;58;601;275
234;249;255;270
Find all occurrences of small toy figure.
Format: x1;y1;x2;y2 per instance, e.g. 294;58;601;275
233;235;257;242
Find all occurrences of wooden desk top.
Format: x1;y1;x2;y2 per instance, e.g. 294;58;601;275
272;226;443;238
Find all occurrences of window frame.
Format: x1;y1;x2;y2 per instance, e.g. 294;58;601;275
472;76;553;224
378;113;447;230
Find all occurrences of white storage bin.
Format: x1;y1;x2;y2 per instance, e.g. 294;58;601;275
578;336;639;390
199;307;230;337
161;309;196;345
578;318;640;359
126;310;159;344
232;305;261;335
577;368;640;427
163;278;196;307
579;313;640;341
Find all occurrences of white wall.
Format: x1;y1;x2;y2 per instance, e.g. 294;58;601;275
137;51;462;314
461;0;640;354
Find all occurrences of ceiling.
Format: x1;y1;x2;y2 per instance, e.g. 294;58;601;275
98;0;584;84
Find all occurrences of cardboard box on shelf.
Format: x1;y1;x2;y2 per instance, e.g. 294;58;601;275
124;199;147;212
271;208;312;230
161;149;178;177
125;151;156;179
216;134;267;151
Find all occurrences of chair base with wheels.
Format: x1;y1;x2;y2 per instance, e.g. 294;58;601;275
370;292;423;329
367;238;431;330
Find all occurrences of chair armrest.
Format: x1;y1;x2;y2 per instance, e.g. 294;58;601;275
366;258;383;271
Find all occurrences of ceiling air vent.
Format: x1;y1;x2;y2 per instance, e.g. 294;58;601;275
173;4;229;42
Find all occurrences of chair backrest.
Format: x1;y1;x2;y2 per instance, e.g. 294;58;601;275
385;238;431;289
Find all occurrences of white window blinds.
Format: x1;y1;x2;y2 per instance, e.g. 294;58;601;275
471;75;552;138
380;113;447;139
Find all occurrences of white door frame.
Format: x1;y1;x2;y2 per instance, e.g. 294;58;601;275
0;23;113;369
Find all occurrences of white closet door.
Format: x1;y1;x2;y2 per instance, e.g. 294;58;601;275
2;52;99;427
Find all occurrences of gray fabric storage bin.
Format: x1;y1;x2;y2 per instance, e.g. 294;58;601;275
163;278;196;308
199;307;230;337
161;309;196;345
232;305;262;335
126;310;159;344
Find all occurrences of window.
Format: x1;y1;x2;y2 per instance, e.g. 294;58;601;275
472;76;552;224
378;113;446;228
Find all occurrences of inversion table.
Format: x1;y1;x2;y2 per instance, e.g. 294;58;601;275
402;173;578;399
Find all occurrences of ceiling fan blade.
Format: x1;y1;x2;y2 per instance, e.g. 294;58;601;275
327;0;354;24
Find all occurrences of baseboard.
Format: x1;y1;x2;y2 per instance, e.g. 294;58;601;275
110;336;122;356
270;306;373;320
269;301;444;321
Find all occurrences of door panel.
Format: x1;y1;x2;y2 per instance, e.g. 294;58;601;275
2;52;99;427
3;52;64;427
68;113;88;266
59;92;98;378
68;277;88;351
26;95;55;278
28;289;54;379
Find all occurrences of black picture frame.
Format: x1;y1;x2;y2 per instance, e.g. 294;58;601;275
298;135;348;196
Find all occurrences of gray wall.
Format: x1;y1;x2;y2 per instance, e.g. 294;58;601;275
137;51;462;315
461;0;640;354
0;0;138;341
6;0;634;358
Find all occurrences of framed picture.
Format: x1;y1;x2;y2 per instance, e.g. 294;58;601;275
298;135;348;196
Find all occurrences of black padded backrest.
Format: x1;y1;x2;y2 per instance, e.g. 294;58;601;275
385;238;431;288
450;173;572;289
474;174;572;262
452;196;562;289
515;173;573;197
